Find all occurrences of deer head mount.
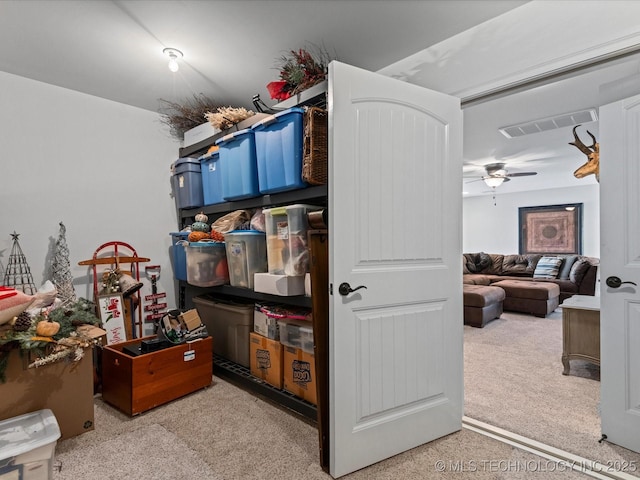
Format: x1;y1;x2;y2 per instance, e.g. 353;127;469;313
569;124;599;182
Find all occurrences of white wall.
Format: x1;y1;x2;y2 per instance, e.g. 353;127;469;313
463;184;600;257
0;71;180;332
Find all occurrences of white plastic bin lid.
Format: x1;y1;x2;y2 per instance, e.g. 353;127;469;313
0;409;60;460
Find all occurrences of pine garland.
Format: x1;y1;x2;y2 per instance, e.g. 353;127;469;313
0;297;101;381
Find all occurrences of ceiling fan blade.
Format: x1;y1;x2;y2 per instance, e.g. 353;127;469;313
506;172;537;177
464;178;484;184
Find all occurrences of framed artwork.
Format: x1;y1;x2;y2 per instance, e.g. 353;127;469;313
519;203;583;255
97;294;127;345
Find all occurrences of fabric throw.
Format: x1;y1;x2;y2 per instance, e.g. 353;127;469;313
533;256;564;279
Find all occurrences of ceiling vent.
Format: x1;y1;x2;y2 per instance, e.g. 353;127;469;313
498;108;598;138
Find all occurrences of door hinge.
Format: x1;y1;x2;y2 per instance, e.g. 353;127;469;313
330;283;333;295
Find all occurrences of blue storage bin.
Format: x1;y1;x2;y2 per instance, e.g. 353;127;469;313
200;151;225;205
251;107;307;194
170;232;190;281
215;128;260;201
172;157;203;209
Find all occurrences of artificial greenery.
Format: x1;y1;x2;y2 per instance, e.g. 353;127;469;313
0;297;101;382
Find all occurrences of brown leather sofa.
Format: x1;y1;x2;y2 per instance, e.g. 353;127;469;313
462;252;599;303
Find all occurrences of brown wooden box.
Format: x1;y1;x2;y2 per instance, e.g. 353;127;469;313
101;336;213;416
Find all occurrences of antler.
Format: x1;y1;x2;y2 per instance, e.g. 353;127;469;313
568;124;597;155
569;124;600;182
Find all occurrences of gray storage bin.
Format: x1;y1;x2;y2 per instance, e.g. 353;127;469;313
192;295;253;367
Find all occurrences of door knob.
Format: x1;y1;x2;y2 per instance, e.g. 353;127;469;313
605;276;638;288
338;282;367;296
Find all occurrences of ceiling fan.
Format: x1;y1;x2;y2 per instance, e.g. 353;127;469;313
465;162;538;188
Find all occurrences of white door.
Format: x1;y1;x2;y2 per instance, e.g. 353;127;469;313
328;61;463;477
599;93;640;453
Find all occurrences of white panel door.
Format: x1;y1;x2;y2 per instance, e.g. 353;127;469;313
328;61;463;478
600;93;640;453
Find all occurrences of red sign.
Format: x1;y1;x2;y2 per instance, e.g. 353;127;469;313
144;292;167;301
144;303;167;312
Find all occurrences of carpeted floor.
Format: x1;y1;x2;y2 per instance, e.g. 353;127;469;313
50;308;640;479
53;378;590;480
464;309;640;477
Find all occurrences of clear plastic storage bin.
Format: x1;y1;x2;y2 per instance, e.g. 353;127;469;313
263;204;322;275
223;230;267;289
185;241;229;287
0;409;61;480
278;318;314;354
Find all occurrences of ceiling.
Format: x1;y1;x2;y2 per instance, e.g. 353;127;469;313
1;0;635;197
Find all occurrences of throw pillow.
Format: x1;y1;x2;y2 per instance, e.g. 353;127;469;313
557;255;578;280
569;258;591;284
533;256;564;279
464;252;491;273
0;287;35;325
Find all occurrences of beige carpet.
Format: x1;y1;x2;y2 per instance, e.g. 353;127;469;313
49;308;640;479
52;377;590;479
464;309;640;477
54;423;220;479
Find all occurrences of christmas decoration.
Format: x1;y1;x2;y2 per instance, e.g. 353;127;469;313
267;46;332;101
12;312;32;332
3;232;37;295
0;297;101;381
0;249;5;287
51;222;77;307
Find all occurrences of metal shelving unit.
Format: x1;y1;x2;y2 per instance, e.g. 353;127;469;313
213;355;317;420
175;84;328;424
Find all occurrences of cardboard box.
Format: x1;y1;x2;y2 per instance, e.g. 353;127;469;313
0;347;95;440
253;305;279;340
179;309;202;331
249;332;283;389
254;273;305;296
283;345;317;405
101;336;213;416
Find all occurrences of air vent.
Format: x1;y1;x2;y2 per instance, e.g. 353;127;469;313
498;108;598;138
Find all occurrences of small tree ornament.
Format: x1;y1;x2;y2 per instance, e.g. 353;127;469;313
3;232;37;295
51;222;77;306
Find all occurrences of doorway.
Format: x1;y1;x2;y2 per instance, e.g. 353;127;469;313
460;50;640;469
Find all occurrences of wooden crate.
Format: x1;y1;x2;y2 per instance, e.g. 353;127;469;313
101;336;213;416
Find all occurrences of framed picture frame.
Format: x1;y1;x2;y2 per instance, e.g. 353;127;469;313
519;203;583;255
97;294;127;345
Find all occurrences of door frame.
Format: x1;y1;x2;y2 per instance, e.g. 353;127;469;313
456;38;640;454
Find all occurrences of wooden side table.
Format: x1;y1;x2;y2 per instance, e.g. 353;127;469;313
560;295;600;375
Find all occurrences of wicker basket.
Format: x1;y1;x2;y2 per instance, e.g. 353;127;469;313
302;107;328;185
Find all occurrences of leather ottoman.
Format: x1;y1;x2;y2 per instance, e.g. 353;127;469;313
491;280;560;318
463;284;505;327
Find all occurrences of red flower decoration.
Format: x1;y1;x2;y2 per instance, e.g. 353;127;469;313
267;81;291;101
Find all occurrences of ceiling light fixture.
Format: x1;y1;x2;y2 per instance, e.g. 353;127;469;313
163;48;183;73
483;176;506;188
